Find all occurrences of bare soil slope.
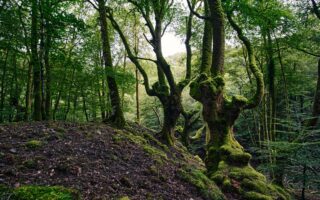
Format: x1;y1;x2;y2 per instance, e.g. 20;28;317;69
0;122;224;200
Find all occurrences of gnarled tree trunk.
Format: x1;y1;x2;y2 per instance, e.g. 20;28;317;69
106;2;194;145
189;1;289;199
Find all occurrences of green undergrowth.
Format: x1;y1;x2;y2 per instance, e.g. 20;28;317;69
0;185;80;200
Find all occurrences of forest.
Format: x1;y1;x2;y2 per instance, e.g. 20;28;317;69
0;0;319;199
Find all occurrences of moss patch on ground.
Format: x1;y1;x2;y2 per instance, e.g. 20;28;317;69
113;130;168;164
25;139;43;149
0;185;80;200
178;167;225;200
210;161;292;200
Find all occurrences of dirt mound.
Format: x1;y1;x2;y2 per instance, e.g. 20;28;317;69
0;122;224;200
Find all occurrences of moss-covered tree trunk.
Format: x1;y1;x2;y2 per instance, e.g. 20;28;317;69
106;3;194;145
189;1;290;199
97;0;125;128
158;93;183;146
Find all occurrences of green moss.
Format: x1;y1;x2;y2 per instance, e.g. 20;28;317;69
54;126;66;133
0;184;11;198
211;173;225;185
120;130;148;145
222;178;232;190
148;165;158;175
178;167;225;200
229;165;266;182
118;196;130;200
23;159;37;169
142;145;167;164
152;82;169;96
211;162;291;200
113;130;168;164
233;95;248;102
142;132;169;152
175;125;183;134
112;132;127;143
219;144;252;165
56;132;66;139
0;185;80;200
194;155;203;163
232;95;248;107
190;81;201;100
190;73;225;101
241;178;270;194
26;140;43;149
271;184;292;200
243;191;273;200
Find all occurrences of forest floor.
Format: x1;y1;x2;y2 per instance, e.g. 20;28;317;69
0;121;225;200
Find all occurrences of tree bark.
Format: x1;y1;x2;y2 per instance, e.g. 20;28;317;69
0;50;9;122
135;67;140;123
44;2;52;120
97;0;125;128
31;0;42;121
307;58;320;127
159;94;183;146
189;2;287;198
266;30;276;142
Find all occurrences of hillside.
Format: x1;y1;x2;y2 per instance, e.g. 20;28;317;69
0;122;225;200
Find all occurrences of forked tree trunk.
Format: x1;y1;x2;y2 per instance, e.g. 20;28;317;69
190;1;290;199
159;93;183;145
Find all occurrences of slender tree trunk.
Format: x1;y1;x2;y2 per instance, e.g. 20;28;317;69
64;93;71;121
39;1;46;120
25;60;33;121
53;89;62;120
0;50;9;122
98;84;105;120
17;4;33;121
72;91;78;121
44;9;52;120
133;15;140;123
135;67;140;123
81;88;89;122
64;65;76;121
266;30;276;142
121;54;126;109
99;49;107;119
301;164;307;200
31;0;42;121
97;0;125;128
152;106;162;128
307;58;320;127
